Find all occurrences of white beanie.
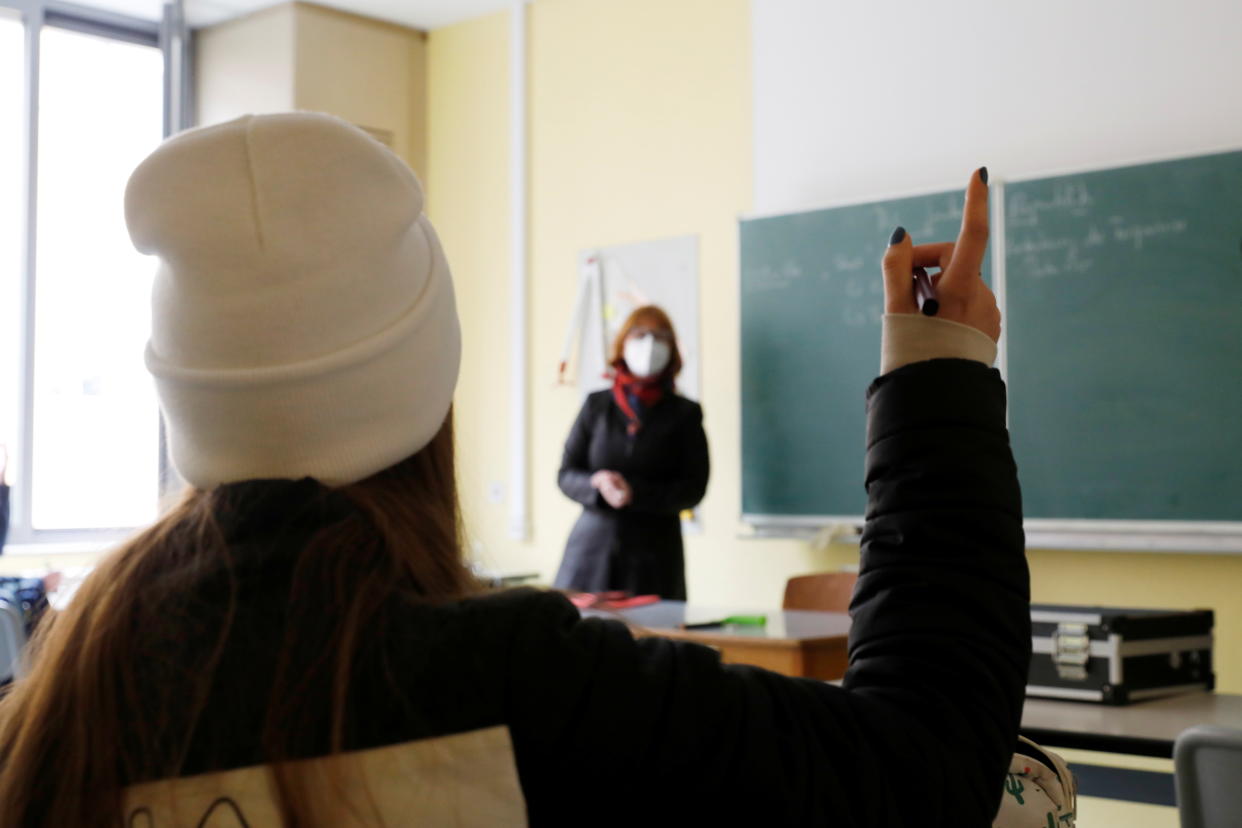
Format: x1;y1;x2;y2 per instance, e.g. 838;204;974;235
125;112;460;489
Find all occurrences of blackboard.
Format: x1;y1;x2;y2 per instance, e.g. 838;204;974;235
740;149;1242;541
1005;151;1242;521
740;188;990;521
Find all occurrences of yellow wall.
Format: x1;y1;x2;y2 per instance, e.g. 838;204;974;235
428;0;845;604
523;0;836;602
427;0;1242;695
425;11;512;555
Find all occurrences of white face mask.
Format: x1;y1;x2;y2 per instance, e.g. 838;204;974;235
623;334;671;378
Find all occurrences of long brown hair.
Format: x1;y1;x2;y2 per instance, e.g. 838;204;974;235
608;305;683;379
0;415;477;827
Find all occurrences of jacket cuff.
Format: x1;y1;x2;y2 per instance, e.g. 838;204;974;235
866;359;1009;448
881;313;997;375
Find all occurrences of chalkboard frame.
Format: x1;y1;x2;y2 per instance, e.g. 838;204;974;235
740;149;1242;552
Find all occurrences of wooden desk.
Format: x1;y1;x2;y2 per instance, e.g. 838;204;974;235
1021;691;1242;758
592;600;851;681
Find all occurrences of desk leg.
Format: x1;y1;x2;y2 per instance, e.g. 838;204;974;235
803;642;848;682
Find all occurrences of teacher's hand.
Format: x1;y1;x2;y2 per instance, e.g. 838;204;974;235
606;475;632;509
591;470;633;509
882;167;1001;342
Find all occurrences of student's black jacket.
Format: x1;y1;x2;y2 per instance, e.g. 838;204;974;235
555;389;709;600
125;359;1030;826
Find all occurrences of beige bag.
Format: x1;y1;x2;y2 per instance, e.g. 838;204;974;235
994;736;1077;828
123;726;527;827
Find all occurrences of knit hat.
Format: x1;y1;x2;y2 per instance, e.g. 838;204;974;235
125;112;460;489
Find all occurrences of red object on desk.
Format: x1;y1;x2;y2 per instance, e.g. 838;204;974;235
568;592;660;610
602;594;660;609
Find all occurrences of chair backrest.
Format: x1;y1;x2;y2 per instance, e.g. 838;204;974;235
1175;724;1242;828
0;599;28;683
782;571;858;613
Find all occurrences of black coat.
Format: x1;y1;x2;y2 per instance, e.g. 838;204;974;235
116;359;1029;826
554;389;709;600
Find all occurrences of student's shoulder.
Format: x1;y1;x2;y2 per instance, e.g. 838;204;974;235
455;589;731;712
452;587;644;665
386;589;592;682
458;586;576;617
441;587;585;642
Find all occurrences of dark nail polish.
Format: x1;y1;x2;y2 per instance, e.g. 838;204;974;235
889;226;906;245
979;166;989;185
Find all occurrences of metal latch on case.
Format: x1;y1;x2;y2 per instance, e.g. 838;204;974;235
1052;622;1090;681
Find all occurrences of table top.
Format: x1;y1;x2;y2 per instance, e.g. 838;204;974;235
1021;691;1242;756
590;600;852;644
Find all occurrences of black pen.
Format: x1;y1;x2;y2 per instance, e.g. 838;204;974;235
913;267;939;316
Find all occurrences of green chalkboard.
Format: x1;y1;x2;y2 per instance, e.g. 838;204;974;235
740;189;989;519
740;150;1242;529
1005;150;1242;521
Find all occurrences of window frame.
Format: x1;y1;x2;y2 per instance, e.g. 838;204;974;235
2;0;189;551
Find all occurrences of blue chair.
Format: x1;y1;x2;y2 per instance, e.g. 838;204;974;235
1175;724;1242;828
0;598;27;683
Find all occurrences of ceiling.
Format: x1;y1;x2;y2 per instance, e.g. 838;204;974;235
85;0;515;30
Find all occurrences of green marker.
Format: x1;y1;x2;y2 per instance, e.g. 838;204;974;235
681;614;767;630
722;615;767;626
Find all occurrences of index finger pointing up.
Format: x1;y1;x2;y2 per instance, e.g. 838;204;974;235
941;167;990;291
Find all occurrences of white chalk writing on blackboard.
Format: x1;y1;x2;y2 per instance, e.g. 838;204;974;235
1008;182;1094;228
1014;214;1190;279
1108;216;1189;251
1008;177;1190;278
872;196;965;239
744;261;806;293
833;254;864;272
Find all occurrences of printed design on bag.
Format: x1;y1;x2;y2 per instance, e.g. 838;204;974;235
1004;774;1025;805
127;797;251;828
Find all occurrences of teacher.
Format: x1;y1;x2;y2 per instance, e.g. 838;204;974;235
554;305;709;600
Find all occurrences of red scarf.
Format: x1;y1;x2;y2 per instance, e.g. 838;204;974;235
612;362;670;435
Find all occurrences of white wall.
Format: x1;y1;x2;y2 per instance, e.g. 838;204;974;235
753;0;1242;213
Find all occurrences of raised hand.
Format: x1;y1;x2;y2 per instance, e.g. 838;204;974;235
881;168;1001;342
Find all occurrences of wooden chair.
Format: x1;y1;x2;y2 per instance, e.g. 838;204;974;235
782;571;857;613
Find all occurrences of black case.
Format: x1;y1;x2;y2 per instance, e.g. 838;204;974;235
1028;604;1215;705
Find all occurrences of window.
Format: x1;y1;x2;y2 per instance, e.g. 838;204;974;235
1;11;23;502
32;26;163;530
2;2;184;547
